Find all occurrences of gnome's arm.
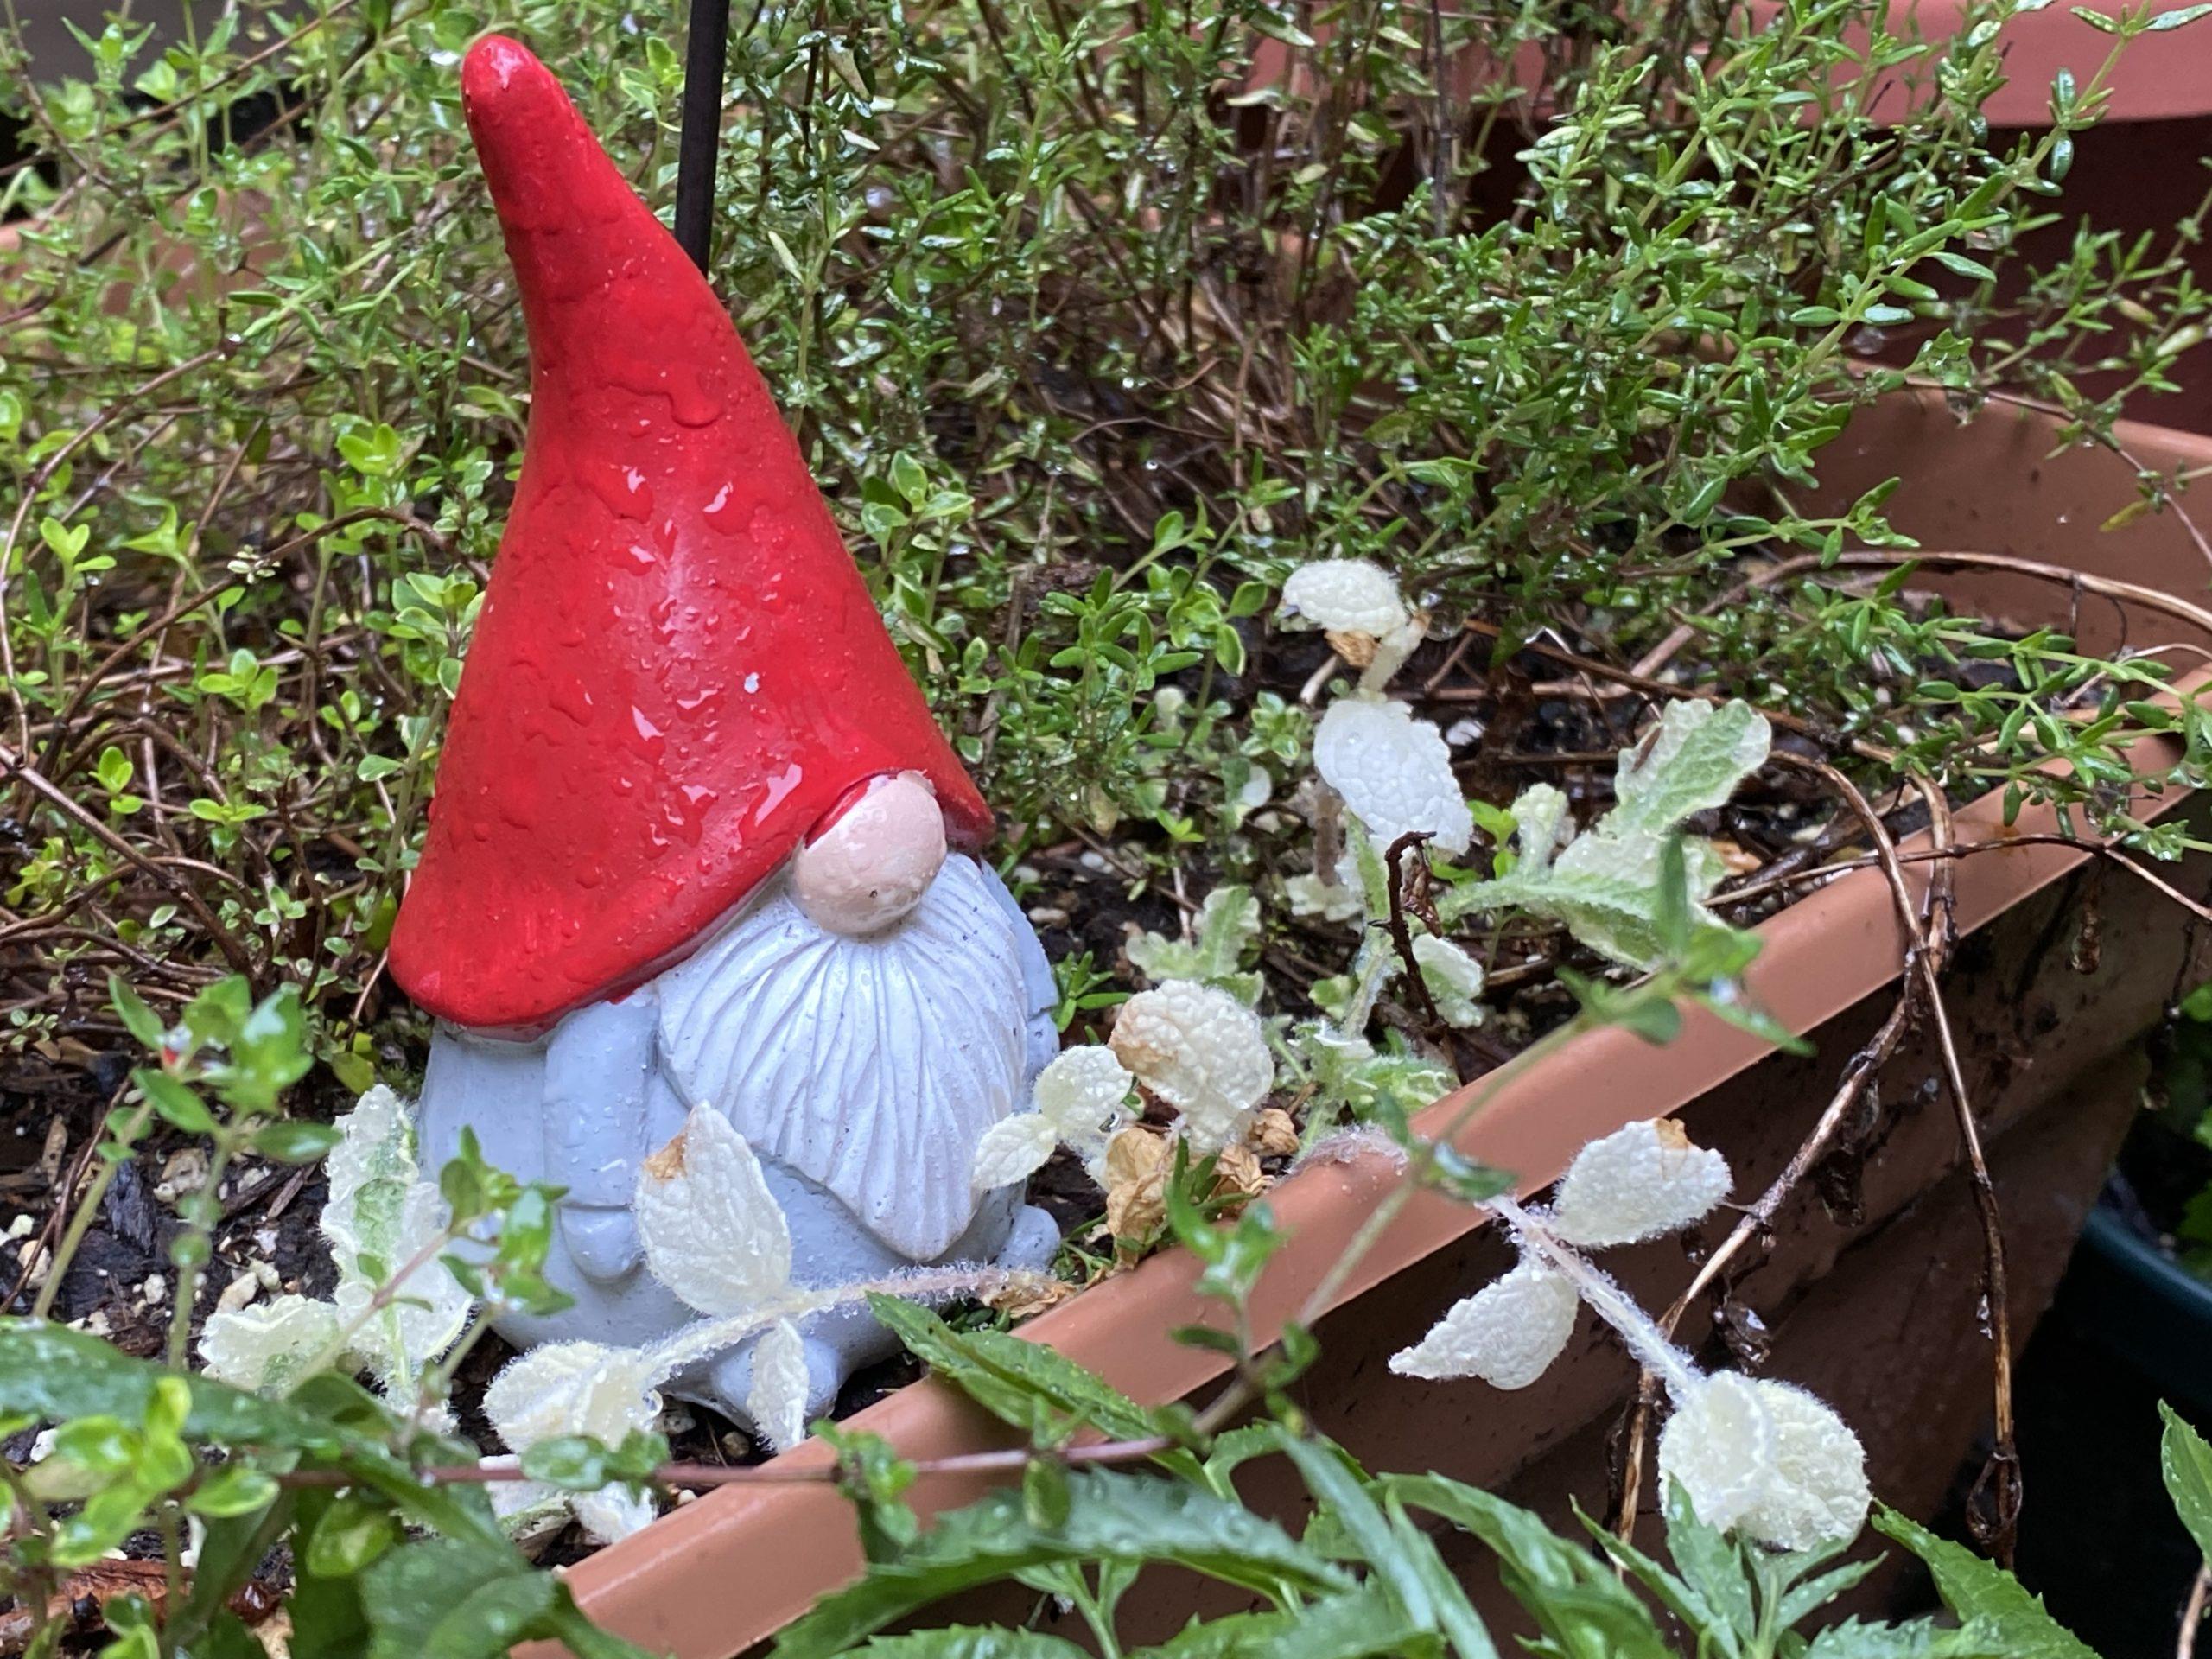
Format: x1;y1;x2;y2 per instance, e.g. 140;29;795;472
541;991;656;1281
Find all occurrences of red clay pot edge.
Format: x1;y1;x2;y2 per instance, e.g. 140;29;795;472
1247;0;2212;130
553;397;2212;1659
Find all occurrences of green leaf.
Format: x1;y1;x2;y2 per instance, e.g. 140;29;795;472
772;1470;1350;1657
1277;1440;1497;1657
867;1298;1185;1453
853;1632;1094;1658
1135;1585;1444;1657
252;1120;340;1164
519;1435;615;1491
1662;1482;1758;1650
1804;1619;1999;1656
2160;1402;2212;1563
360;1539;573;1659
0;1320;345;1452
306;1492;399;1576
109;976;165;1049
1872;1510;2097;1658
1606;700;1771;839
1377;1475;1671;1659
186;1464;281;1518
139;1070;218;1135
1125;887;1262;1002
1580;1502;1732;1656
0;1323;505;1548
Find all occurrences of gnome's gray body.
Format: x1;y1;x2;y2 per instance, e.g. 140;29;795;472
418;853;1060;1426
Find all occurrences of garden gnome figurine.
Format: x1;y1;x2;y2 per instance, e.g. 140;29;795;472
388;35;1058;1427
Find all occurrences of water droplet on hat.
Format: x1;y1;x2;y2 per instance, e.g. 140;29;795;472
549;677;595;726
669;366;724;428
585;461;655;520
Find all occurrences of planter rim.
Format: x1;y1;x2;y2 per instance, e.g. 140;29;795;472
554;399;2212;1659
1812;0;2212;126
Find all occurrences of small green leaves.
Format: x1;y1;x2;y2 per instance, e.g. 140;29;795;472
1126;886;1264;1005
773;1470;1351;1657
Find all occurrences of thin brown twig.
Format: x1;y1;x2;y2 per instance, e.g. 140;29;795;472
1634;549;2212;682
2181;1562;2210;1659
274;1433;1178;1491
1611;752;1945;1540
1718;832;2212;926
1913;776;2020;1566
1382;832;1444;1033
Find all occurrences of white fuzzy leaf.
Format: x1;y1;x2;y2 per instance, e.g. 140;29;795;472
747;1319;811;1453
1033;1046;1135;1177
198;1294;340;1394
1411;936;1487;1027
970;1114;1059;1192
1389;1256;1579;1389
319;1086;470;1392
635;1104;792;1317
334;1181;473;1392
1109;981;1275;1154
1281;559;1409;638
1313;696;1472;855
1504;785;1572;875
1659;1372;1869;1550
1551;1119;1732;1248
482;1350;664;1546
321;1085;417;1270
1127;887;1263;1001
483;1340;663;1452
1445;702;1770;969
482;1457;567;1534
574;1485;658;1545
1608;699;1772;839
1286;870;1363;922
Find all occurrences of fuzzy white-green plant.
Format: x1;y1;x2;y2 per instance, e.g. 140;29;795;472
1443;700;1774;969
1392;1118;1870;1552
198;1087;470;1407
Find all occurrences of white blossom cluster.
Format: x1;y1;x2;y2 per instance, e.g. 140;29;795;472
1390;1119;1869;1552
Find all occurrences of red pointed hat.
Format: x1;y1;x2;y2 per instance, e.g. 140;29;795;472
388;35;993;1033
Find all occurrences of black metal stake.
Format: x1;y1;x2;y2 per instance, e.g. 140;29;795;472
672;0;732;272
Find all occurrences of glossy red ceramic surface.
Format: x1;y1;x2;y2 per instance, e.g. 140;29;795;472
388;35;992;1033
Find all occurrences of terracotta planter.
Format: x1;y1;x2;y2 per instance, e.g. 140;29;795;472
1845;0;2212;434
533;394;2212;1657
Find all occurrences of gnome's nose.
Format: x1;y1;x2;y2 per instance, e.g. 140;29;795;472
792;772;949;937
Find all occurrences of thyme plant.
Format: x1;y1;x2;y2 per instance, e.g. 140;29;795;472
4;0;2212;1055
9;0;2212;1650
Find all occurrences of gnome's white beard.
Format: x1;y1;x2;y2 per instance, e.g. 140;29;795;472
652;853;1035;1262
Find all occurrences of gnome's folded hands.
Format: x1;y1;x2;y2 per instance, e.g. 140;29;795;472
388;37;1059;1425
